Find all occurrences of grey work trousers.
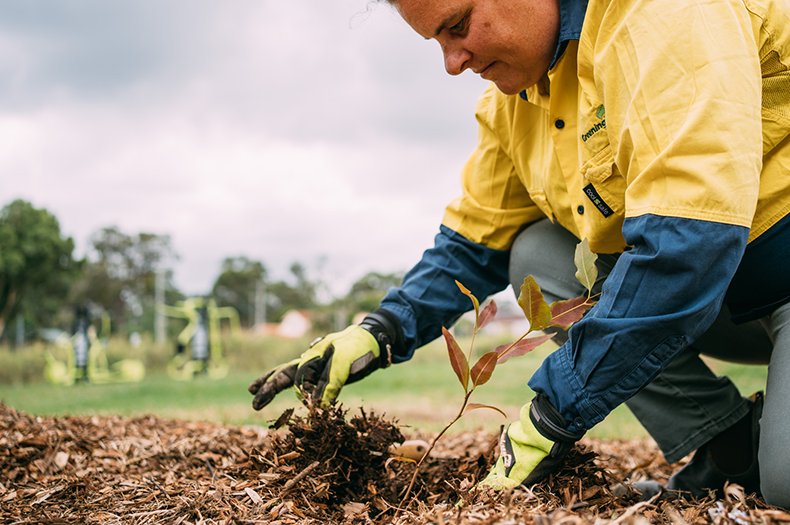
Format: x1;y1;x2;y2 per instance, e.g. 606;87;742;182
509;219;790;507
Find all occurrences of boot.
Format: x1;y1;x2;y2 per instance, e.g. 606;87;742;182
633;392;763;500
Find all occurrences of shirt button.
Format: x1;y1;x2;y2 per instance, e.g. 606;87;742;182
554;119;565;129
574;417;585;428
577;205;585;214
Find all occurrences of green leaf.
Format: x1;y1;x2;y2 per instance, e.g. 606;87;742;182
470;351;498;387
455;280;479;318
574;239;598;294
549;296;596;330
465;403;508;418
496;333;556;364
477;300;497;331
443;327;469;392
517;276;552;332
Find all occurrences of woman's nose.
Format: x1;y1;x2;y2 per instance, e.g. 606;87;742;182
442;42;471;76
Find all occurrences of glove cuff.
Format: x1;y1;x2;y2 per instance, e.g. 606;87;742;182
529;393;586;445
359;308;405;368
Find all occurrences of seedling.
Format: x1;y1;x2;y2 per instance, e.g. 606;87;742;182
393;239;600;512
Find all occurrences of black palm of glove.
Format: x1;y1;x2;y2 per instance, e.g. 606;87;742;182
248;309;404;409
248;357;300;410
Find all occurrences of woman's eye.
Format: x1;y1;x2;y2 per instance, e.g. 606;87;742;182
450;17;467;33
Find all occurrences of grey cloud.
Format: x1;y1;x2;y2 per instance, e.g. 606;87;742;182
1;0;493;294
0;2;199;107
0;0;486;147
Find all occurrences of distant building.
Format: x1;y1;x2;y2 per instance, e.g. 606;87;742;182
480;307;532;337
254;297;534;341
255;309;313;339
455;299;531;338
354;299;533;339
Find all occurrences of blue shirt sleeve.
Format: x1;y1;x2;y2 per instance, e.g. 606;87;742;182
379;225;511;362
528;214;750;433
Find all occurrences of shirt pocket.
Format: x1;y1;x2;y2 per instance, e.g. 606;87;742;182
580;145;626;218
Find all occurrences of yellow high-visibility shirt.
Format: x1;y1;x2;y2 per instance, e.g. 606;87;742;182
442;0;790;255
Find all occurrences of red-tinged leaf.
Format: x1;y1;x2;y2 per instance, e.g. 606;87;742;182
574;239;598;294
456;280;480;318
496;333;556;364
385;456;417;468
465;403;508;418
549;296;596;330
443;327;469;391
477;300;498;331
470;351;498;387
517;276;552;331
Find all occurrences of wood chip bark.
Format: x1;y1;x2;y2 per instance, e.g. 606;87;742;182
1;402;786;525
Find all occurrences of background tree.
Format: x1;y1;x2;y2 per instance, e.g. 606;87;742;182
322;271;404;330
0;200;77;339
265;262;322;324
70;226;180;335
212;256;267;327
345;271;403;314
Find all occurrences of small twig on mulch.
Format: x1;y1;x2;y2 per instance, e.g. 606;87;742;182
281;460;320;496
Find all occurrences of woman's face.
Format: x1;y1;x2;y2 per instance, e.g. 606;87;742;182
396;0;560;95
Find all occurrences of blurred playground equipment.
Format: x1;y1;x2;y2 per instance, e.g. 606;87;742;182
44;306;146;386
159;297;240;381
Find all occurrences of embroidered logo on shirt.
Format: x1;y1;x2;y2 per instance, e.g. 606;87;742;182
582;105;606;142
582;120;606;142
583;183;614;217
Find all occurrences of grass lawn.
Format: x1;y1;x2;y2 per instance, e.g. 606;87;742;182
0;336;768;440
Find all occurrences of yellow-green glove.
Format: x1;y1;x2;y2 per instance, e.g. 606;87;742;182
248;309;404;409
480;395;582;489
292;324;385;405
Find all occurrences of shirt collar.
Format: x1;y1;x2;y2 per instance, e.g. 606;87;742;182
519;0;588;101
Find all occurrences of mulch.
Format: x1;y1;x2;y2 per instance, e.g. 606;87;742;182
2;402;789;525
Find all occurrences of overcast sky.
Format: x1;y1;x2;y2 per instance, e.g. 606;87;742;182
2;0;493;299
